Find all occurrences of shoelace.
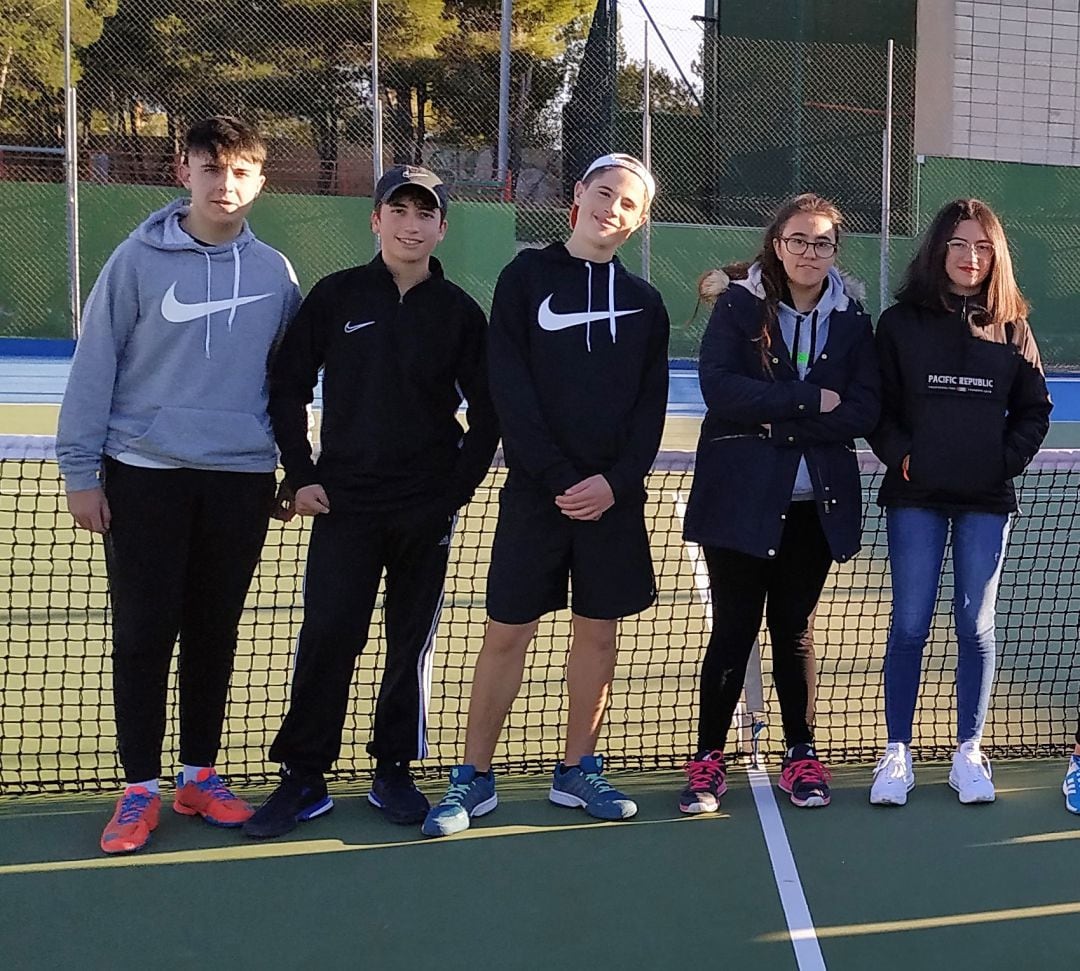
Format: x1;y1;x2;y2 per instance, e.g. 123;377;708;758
116;790;154;825
196;773;237;802
875;751;909;780
786;760;832;786
955;753;992;785
581;771;616;794
441;781;474;807
684;757;725;792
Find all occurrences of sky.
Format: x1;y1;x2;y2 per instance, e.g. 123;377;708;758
619;0;706;83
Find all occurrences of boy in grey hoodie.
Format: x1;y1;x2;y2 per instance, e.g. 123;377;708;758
56;116;301;854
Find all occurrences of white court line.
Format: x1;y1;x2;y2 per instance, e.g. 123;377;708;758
673;491;825;971
748;768;827;969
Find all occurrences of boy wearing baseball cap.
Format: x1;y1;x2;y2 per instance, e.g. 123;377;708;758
423;154;670;836
244;164;499;837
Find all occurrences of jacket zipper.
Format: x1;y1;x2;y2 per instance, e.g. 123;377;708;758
709;433;764;442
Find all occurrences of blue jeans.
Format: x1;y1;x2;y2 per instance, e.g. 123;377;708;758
883;506;1011;745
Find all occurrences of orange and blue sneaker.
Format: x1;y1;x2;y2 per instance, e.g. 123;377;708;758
778;744;832;808
173;768;254;827
100;786;161;854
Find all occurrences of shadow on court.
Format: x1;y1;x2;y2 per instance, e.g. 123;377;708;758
0;772;796;971
780;761;1080;970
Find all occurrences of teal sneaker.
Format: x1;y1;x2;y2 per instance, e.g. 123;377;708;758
421;765;497;837
549;754;637;820
1063;755;1080;815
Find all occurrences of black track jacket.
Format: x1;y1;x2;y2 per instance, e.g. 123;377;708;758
869;297;1051;514
268;255;499;517
488;243;670;503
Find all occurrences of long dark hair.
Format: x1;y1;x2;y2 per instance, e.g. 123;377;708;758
897;198;1028;327
752;193;844;364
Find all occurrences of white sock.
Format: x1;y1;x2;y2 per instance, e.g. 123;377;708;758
180;765;211;785
126;778;159;794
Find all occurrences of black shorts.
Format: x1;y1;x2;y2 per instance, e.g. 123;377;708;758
486;486;657;624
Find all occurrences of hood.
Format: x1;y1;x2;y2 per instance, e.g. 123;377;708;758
699;262;867;308
131;197;265;358
733;262;858;314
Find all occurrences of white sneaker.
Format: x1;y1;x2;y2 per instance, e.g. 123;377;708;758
948;741;995;804
869;742;915;806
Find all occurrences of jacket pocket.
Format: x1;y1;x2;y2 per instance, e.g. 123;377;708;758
907;397;1006;493
127;407;276;465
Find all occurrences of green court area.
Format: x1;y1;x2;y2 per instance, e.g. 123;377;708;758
2;762;1078;969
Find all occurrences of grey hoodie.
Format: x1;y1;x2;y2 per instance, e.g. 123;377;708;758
57;198;302;491
734;263;851;499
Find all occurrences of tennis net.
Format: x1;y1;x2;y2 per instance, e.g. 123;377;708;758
2;434;1078;793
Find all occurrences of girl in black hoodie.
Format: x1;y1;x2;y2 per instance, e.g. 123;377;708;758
868;199;1051;808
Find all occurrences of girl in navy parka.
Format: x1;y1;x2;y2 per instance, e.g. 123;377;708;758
680;194;880;814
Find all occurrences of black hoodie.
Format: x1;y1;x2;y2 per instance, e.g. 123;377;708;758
869;295;1051;513
488;243;670;503
268;254;499;517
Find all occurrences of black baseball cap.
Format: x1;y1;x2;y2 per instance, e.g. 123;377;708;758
374;164;449;215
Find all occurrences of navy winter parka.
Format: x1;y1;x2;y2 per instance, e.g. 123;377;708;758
683;268;881;562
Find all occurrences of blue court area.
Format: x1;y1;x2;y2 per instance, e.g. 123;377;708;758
3;352;1080;423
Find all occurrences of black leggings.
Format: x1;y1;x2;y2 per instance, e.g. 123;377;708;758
697;501;833;754
103;459;274;783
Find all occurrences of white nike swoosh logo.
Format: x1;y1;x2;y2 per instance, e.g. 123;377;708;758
160;283;272;323
537;295;642;331
344;320;377;333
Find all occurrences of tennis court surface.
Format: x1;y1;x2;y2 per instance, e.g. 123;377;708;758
2;760;1078;969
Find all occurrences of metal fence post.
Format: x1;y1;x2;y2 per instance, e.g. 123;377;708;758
63;0;81;338
642;20;651;282
879;39;894;317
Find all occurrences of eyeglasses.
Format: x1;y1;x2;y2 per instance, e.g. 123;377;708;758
946;239;994;258
778;236;838;259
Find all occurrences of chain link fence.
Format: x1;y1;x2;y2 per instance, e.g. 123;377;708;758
1;1;1077;366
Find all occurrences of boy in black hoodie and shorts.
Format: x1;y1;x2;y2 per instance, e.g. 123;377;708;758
423;154;670;837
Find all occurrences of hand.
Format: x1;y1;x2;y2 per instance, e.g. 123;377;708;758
820;389;841;413
67;487;111;534
555;475;615;521
295;483;330;515
271;480;296;522
901;454;911;482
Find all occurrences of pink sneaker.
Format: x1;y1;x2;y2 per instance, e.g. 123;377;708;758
679;750;728;814
778;744;832;808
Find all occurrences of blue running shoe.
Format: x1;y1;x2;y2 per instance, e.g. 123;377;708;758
421;765;497;837
548;754;637;820
1063;755;1080;815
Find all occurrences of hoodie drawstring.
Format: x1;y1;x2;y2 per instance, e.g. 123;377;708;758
203;252;212;359
226;243;241;333
790;309;820;378
202;243;243;359
607;262;616;344
585;261;593;353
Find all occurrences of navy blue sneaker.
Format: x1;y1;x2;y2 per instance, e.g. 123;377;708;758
549;754;637;820
421;765;497;837
368;766;430;825
243;769;333;839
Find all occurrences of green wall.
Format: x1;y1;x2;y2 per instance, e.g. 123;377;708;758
3;157;1079;367
0;184;514;340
